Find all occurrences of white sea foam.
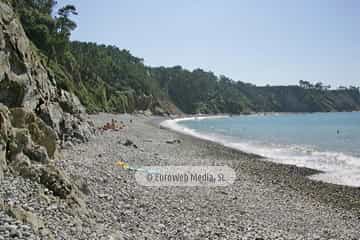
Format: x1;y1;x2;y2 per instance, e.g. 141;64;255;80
160;116;360;187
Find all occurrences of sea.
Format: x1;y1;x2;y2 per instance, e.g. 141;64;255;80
161;112;360;187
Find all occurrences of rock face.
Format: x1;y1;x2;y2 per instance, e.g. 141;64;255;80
0;1;93;143
0;104;11;181
10;107;57;158
135;94;180;116
0;1;94;198
58;89;85;114
0;2;57;111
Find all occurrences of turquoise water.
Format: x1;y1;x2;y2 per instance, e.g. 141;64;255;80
165;112;360;187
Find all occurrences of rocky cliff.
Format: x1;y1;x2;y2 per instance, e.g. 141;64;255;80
0;1;93;203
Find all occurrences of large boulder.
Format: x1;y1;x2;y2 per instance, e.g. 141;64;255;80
7;128;49;165
10;108;57;158
37;102;64;134
60;113;95;144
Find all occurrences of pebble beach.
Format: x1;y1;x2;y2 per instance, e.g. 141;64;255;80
1;113;360;239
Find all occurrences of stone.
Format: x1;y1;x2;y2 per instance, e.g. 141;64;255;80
24;145;49;164
9;226;20;238
98;194;113;201
10;128;32;155
165;139;181;144
123;139;133;146
38;165;73;198
10;108;57;158
78;181;91;196
9;152;31;175
123;139;137;148
4;204;53;238
60;113;95;144
37;102;64;133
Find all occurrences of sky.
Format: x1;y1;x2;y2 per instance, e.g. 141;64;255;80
56;0;359;87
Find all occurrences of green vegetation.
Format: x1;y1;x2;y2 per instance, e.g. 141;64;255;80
8;0;360;114
151;68;360;113
68;41;166;113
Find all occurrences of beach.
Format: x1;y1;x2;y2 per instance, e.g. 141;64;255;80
1;113;360;239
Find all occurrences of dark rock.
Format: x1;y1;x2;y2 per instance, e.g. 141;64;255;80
37;165;73;198
123;139;137;148
24;145;49;164
165;139;181;144
123;139;134;146
78;181;91;195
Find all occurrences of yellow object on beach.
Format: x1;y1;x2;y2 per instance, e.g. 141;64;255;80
115;160;129;169
115;161;159;174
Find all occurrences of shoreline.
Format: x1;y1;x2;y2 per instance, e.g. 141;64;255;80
153;116;360;212
165;110;360;122
159;113;360;188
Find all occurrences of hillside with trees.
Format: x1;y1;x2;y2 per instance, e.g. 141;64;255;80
7;0;360;115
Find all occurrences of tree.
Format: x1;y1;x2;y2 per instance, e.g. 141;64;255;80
315;82;323;90
299;80;312;89
13;0;57;15
56;5;78;37
299;80;305;88
51;5;78;62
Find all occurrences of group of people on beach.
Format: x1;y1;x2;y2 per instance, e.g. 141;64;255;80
99;119;126;132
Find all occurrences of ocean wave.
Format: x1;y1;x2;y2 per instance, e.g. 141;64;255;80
161;117;360;187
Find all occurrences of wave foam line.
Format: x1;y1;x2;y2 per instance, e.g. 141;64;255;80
160;117;360;187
